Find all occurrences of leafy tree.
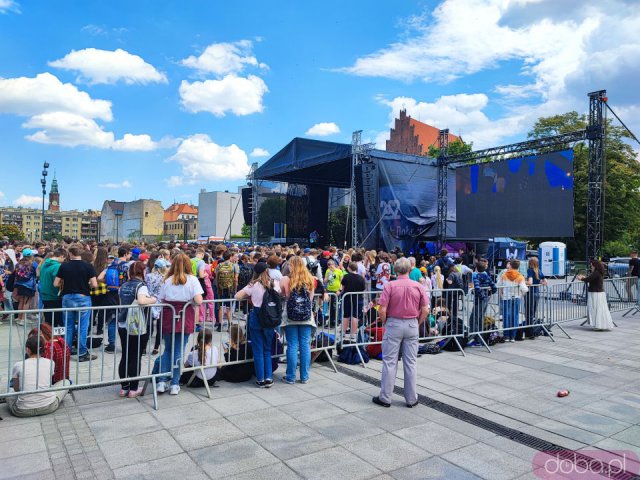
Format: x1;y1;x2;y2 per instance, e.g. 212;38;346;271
0;224;25;241
328;206;349;246
257;197;285;239
528;112;640;259
241;223;251;237
428;139;473;158
43;231;64;242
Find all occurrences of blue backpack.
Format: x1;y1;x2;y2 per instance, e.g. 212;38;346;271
105;259;128;291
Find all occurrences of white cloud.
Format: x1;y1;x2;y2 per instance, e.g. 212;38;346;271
81;24;128;37
181;40;267;76
0;0;19;14
49;48;167;85
179;75;268;117
0;72;112;120
14;194;41;207
249;147;270;158
306;122;341;137
22;111;169;151
98;180;132;189
168;134;251;184
345;0;640;145
0;191;5;199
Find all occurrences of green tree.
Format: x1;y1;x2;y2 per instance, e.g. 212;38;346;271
241;223;251;237
528;112;640;259
428;138;473;158
257;196;286;239
328;206;349;246
0;224;25;241
43;231;64;242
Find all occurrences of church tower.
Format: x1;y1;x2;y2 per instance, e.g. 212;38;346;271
49;174;60;212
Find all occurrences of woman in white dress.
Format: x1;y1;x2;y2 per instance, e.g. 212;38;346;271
578;260;614;331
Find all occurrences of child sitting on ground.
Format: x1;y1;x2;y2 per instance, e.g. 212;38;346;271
179;328;219;388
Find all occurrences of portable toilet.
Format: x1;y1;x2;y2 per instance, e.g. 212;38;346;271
539;242;566;277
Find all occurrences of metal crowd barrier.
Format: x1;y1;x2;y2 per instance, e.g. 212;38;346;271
0;303;176;411
338;288;469;367
177;292;341;398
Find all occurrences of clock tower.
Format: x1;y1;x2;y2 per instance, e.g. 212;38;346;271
49;174;60;212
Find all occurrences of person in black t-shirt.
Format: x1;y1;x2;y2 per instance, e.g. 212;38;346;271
340;262;366;338
628;250;639;301
54;246;98;362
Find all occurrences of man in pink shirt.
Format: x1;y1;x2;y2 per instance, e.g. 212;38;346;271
373;257;429;408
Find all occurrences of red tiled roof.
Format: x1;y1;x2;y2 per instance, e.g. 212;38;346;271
164;203;198;222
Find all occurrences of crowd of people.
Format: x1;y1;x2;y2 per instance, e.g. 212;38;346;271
0;239;609;417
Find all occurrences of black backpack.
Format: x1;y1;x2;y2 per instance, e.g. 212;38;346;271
258;285;283;329
286;287;313;322
237;264;254;291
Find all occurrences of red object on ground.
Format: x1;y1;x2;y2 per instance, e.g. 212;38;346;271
557;390;570;397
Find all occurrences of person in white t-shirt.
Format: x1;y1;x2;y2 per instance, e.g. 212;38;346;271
7;336;69;417
179;328;219;387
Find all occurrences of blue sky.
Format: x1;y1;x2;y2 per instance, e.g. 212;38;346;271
1;0;638;211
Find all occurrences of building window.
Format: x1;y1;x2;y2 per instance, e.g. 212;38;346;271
145;211;149;218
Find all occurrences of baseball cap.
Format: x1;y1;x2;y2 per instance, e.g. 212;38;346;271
254;262;267;275
303;248;311;254
139;253;150;261
154;258;170;269
322;251;331;258
22;248;33;257
131;248;141;258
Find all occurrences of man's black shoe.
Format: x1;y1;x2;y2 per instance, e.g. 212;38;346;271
77;353;97;362
407;400;419;408
372;396;390;408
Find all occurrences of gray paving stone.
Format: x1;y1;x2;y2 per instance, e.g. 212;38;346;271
294;378;355;397
391;456;482;480
614;426;640;447
0;452;51;480
353;407;429;432
310;412;384;445
80;398;148;422
257;384;317;406
395;421;477;455
226;462;302;480
344;432;431;471
6;470;57;480
253;424;335;460
582;399;640;423
139;388;203;408
323;390;379;413
112;452;208;479
207;392;271;416
172;416;246;450
281;397;346;423
0;421;42;440
99;429;183;469
88;412;161;442
554;409;631;436
151;401;220;428
228;406;302;436
286;446;381;480
0;434;46;459
442;442;533;480
191;437;279;477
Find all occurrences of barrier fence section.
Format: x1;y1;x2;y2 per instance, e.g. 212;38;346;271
177;293;340;398
0;303;176;411
339;288;469;367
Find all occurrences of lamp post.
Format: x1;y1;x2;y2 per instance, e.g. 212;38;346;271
183;217;188;244
41;162;49;240
228;196;236;242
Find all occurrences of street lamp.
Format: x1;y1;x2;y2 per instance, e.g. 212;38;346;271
182;217;188;244
41;162;49;241
228;196;236;242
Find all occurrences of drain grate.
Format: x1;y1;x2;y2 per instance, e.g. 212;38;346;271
336;364;640;480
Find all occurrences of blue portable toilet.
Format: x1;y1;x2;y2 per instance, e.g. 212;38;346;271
539;241;566;277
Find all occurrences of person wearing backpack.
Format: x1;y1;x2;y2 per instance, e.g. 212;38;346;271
14;249;38;324
39;248;67;327
470;260;496;337
97;247;131;353
117;261;157;398
235;262;281;388
280;256;316;385
214;251;238;331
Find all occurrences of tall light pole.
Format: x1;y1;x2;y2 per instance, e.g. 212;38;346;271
41;162;49;241
228;196;236;242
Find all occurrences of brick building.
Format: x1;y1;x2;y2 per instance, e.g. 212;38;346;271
163;203;198;241
386;109;461;156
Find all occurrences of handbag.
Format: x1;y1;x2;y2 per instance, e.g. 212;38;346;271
126;284;147;335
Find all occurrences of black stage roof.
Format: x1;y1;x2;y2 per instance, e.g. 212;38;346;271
254;137;435;187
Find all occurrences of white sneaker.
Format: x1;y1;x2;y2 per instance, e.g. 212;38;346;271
169;385;180;395
156;381;166;393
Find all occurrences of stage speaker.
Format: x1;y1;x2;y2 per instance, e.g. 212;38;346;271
355;162;378;219
241;187;252;225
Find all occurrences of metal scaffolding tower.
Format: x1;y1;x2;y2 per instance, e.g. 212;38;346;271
247;162;259;245
436;129;449;247
586;90;606;262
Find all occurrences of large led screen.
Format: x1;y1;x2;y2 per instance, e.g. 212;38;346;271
456;150;574;238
